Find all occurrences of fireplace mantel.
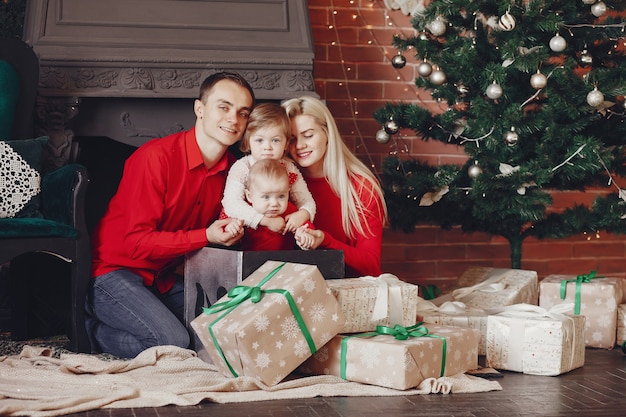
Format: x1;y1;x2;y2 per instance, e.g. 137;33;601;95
23;0;316;162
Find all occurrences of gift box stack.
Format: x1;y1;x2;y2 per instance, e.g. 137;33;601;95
191;263;481;390
298;274;480;390
414;266;589;376
416;267;539;358
538;271;623;349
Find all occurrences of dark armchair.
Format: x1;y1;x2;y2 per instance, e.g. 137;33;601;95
0;138;91;353
1;38;91;353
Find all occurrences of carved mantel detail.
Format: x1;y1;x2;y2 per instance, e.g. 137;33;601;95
38;67;315;99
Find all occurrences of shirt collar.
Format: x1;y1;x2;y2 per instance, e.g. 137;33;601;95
185;126;233;174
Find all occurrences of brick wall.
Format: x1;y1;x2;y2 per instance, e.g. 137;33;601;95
307;0;626;286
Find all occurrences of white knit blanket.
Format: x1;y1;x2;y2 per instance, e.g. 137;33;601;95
0;345;502;417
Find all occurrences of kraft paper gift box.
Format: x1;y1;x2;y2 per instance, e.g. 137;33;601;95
486;304;585;376
184;247;344;362
539;272;621;349
190;260;346;386
326;274;418;333
431;267;538;309
416;298;489;356
297;322;479;390
617;304;626;347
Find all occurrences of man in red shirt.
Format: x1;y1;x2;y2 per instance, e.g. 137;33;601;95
86;72;254;358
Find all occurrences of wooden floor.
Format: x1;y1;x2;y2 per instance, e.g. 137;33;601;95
63;347;626;417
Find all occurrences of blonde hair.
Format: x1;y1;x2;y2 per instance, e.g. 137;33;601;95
282;96;388;239
240;102;291;153
246;158;289;191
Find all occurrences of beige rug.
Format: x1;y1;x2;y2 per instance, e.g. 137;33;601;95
0;345;502;417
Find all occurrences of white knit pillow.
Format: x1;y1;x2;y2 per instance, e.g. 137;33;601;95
0;141;41;218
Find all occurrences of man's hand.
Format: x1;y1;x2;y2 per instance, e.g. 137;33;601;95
284;209;310;234
207;218;244;246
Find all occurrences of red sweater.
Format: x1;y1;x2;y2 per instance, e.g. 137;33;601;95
91;127;234;292
304;176;384;277
240;202;306;251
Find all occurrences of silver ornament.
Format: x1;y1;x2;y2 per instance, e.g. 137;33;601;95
498;12;516;31
468;163;483;179
586;88;604;107
549;34;567;52
384;120;399;135
375;128;391;144
486;82;503;100
582;0;596;4
591;1;607;17
429;17;447;37
578;49;593;67
391;53;407;69
530;72;547;89
417;61;433;77
504;127;519;146
429;69;447;86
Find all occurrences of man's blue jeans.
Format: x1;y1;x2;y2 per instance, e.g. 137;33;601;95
85;269;190;358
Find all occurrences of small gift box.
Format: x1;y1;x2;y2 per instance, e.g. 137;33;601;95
539;271;620;349
617;304;626;347
416;298;489;356
326;274;418;333
298;323;479;390
486;304;585;376
190;261;346;386
431;267;538;309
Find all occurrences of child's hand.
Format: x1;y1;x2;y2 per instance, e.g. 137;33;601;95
223;218;244;237
284;209;310;234
262;216;286;233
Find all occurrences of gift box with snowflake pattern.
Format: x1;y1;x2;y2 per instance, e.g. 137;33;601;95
416;301;489;356
297;323;479;390
539;274;622;349
431;267;538;309
326;274;418;333
190;260;346;386
486;304;586;375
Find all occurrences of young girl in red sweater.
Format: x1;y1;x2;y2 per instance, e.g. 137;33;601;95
282;96;388;277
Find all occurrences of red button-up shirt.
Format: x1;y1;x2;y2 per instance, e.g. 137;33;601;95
91;127;234;291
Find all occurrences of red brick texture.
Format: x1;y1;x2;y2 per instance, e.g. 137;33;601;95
307;0;626;285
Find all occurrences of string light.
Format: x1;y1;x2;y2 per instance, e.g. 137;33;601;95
326;0;426;173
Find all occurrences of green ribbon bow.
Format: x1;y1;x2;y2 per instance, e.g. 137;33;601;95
339;323;447;380
559;270;597;315
201;262;316;377
419;284;441;300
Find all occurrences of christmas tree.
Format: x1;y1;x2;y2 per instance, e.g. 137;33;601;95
373;0;626;269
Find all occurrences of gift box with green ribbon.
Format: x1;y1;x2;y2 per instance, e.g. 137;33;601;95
297;322;479;390
190;260;346;386
539;271;622;349
431;267;539;309
325;274;419;333
486;304;585;375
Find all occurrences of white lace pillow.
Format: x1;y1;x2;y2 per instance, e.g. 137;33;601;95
0;141;41;218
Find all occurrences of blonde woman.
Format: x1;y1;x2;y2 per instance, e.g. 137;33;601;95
282;96;388;277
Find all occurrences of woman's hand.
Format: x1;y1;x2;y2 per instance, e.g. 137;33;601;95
295;225;324;250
